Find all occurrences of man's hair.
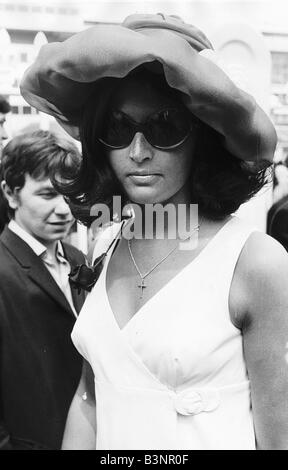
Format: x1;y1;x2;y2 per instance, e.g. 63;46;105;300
0;130;81;220
0;95;11;114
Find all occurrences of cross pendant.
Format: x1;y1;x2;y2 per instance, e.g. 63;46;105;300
138;278;147;298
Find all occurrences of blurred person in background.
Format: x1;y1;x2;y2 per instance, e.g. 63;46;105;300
0;95;11;233
267;156;288;250
0;95;10;159
0;130;85;450
271;158;288;204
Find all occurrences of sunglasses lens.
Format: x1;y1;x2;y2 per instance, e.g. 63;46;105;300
98;108;192;149
99;110;134;148
147;109;191;148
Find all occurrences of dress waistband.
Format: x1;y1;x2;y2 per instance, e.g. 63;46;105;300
95;379;250;417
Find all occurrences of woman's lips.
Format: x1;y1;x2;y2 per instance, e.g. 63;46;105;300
128;174;160;185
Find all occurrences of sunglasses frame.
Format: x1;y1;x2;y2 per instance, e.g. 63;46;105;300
97;107;197;150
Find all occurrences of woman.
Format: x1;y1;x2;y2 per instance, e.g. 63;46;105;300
20;13;288;450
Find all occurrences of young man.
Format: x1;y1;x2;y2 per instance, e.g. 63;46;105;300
0;130;85;449
0;95;10;159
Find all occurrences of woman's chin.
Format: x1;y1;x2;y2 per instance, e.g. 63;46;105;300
128;192;168;206
126;188;187;206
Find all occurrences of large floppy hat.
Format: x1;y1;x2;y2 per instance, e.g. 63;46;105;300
20;13;277;165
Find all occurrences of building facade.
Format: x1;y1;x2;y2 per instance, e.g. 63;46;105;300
0;1;83;136
0;1;287;151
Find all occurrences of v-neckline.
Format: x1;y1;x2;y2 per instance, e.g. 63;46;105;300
104;215;234;333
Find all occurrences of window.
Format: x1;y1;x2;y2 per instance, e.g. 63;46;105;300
272;112;288;125
11;106;18;115
271;52;288;85
20;52;28;63
9;105;39;116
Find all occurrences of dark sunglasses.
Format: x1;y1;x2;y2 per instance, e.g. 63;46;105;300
97;108;197;150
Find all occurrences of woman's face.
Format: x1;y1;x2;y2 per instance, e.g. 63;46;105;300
104;76;197;205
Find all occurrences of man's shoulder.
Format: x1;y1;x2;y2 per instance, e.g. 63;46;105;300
0;235;16;260
0;227;37;262
0;238;21;278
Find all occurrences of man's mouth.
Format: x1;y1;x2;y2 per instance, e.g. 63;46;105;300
48;220;73;226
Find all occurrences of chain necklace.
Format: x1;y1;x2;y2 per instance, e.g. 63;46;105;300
127;222;201;298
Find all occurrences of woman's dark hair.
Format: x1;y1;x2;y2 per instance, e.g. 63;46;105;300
54;65;271;226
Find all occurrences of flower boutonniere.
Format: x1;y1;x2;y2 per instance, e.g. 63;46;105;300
69;221;125;294
69;253;107;294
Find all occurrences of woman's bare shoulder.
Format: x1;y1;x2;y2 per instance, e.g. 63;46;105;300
239;231;288;276
230;231;288;327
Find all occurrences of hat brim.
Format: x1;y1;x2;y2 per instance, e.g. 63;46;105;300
20;14;276;164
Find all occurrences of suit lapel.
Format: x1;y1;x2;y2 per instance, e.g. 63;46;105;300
61;242;86;314
1;227;75;316
27;259;74;316
69;278;85;314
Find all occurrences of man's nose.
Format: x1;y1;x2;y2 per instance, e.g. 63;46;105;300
0;127;8;141
129;132;154;163
54;196;72;217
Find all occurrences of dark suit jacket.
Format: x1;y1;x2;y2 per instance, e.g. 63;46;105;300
267;195;288;252
0;227;85;450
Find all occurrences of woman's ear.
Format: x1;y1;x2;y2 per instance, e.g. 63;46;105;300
0;180;20;210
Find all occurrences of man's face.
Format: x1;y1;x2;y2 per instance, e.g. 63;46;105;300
0;112;8;157
11;174;74;246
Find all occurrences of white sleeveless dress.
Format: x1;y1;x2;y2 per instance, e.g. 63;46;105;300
71;216;257;450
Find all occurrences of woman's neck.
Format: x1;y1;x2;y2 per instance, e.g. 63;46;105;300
127;186;200;240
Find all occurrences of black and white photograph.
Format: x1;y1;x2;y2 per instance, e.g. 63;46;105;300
0;0;288;452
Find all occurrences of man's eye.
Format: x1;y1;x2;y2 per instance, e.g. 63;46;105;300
38;193;56;199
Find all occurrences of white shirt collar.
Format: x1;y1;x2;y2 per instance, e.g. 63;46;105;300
8;220;64;258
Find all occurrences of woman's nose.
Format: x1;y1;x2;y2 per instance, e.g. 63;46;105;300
129;132;153;163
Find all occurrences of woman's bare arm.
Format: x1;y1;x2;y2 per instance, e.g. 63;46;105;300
62;360;96;450
234;232;288;449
